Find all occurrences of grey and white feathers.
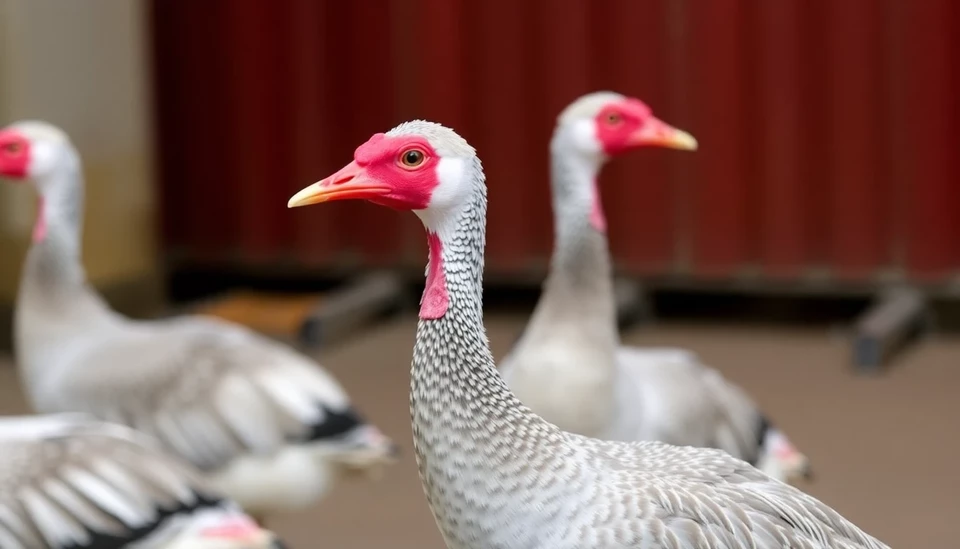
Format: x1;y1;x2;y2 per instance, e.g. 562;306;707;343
0;413;283;549
3;120;397;518
328;120;887;549
499;92;811;482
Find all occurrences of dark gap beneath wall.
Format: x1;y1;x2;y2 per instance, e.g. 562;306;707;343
165;265;887;329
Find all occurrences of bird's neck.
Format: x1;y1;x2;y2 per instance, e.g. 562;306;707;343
411;182;535;429
521;139;619;354
410;176;562;544
22;160;87;289
17;160;112;329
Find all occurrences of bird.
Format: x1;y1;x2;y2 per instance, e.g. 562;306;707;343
0;121;398;524
498;92;811;483
0;412;285;549
287;119;889;549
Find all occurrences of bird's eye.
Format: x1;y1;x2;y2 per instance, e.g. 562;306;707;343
1;142;21;155
400;148;425;168
605;112;623;125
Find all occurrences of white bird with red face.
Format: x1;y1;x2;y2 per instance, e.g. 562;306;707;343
0;121;398;525
0;413;285;549
498;92;812;484
287;120;888;549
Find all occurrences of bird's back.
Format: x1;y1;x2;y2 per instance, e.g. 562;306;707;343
611;347;767;463
547;434;888;549
22;310;395;515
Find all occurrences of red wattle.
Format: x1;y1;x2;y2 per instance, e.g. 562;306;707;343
32;197;47;243
589;178;607;233
420;232;449;319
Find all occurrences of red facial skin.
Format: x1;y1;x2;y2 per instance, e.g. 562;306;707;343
0;129;31;179
291;133;449;319
321;133;443;210
587;98;674;233
590;100;649;233
0;129;45;242
593;99;653;156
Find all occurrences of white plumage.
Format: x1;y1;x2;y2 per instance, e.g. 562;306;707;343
0;413;283;549
0;121;397;521
288;120;889;549
500;92;811;482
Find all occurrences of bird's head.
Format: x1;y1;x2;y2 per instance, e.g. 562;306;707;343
554;91;697;162
550;92;697;232
0;121;76;184
288;120;479;236
289;121;479;321
171;512;287;549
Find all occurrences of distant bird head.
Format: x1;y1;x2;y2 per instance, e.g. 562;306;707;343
287;120;479;235
554;91;697;162
170;511;287;549
549;92;698;232
757;427;814;485
0;120;76;183
323;423;401;480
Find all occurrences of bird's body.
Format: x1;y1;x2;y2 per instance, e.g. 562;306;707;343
500;93;810;481
0;121;397;520
287;120;889;549
503;335;794;477
0;413;283;549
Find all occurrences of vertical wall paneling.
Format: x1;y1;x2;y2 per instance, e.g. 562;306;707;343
150;0;960;288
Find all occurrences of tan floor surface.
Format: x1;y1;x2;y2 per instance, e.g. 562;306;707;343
1;314;957;548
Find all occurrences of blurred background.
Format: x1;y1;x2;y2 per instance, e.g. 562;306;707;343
0;0;957;547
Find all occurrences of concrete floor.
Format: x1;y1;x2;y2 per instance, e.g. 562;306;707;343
1;314;957;548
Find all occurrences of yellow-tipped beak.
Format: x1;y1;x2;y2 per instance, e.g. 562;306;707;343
287;183;329;208
287;160;390;208
629;118;699;151
659;128;698;151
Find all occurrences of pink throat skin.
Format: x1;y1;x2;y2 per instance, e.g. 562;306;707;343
32;197;47;243
589;178;607;233
199;516;261;539
420;232;450;319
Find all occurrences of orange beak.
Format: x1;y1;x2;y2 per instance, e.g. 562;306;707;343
627;117;698;151
287;161;391;208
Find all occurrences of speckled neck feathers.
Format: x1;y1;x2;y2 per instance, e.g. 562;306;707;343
410;168;571;548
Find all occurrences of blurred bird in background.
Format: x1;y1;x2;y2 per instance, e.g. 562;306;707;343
500;92;812;484
0;121;399;526
0;413;287;549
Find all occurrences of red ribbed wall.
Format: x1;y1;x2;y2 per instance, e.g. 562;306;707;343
150;0;959;287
